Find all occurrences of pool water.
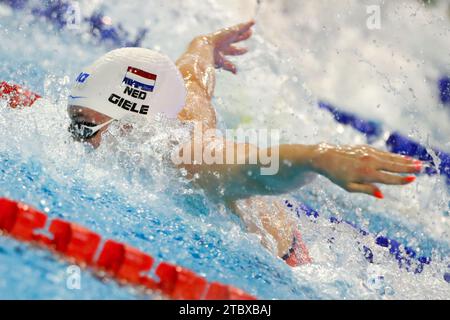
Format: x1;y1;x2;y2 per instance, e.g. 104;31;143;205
0;0;449;299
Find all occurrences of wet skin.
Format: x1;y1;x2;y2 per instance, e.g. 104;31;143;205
67;21;422;259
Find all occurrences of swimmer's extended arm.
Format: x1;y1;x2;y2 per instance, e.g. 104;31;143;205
257;143;420;198
181;141;421;200
174;22;300;260
176;21;254;130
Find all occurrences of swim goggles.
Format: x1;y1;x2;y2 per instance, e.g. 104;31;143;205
68;118;115;141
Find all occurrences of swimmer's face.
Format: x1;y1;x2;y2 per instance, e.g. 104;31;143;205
67;105;112;148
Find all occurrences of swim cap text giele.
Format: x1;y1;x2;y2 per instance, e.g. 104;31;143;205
69;47;186;120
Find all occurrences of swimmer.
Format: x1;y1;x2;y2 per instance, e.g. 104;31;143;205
67;21;422;267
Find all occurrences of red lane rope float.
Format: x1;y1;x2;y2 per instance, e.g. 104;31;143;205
0;81;41;108
0;198;256;300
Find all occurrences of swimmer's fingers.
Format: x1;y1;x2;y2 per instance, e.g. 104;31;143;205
211;21;255;44
372;149;420;165
216;52;237;74
376;160;420;174
231;20;255;38
371;149;422;173
346;182;382;198
222;45;248;56
235;29;253;42
222;59;237;74
365;171;415;185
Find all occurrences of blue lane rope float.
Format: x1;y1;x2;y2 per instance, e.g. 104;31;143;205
318;100;450;185
386;132;450;181
283;200;449;283
0;0;148;47
439;76;450;105
317;101;383;142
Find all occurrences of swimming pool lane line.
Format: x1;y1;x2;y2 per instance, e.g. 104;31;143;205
318;101;450;185
284;200;450;283
0;197;256;300
0;0;147;47
439;76;450;105
0;81;40;108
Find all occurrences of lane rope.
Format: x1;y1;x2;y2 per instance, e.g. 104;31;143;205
0;0;147;47
284;201;437;273
0;197;256;300
318;100;450;185
285;200;450;283
0;81;40;108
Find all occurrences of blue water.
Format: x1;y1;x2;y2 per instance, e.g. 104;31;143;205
0;0;449;299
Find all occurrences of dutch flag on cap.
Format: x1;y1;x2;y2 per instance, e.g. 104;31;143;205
123;66;157;92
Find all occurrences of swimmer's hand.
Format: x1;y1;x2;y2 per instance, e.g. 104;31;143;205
181;142;421;200
206;20;255;74
309;144;421;198
176;21;254;128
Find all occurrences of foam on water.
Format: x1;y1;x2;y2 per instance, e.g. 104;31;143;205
0;0;449;299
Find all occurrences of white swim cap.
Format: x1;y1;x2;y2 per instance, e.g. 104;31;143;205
69;47;186;120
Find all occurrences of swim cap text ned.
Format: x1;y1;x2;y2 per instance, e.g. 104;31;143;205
69;47;186;120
